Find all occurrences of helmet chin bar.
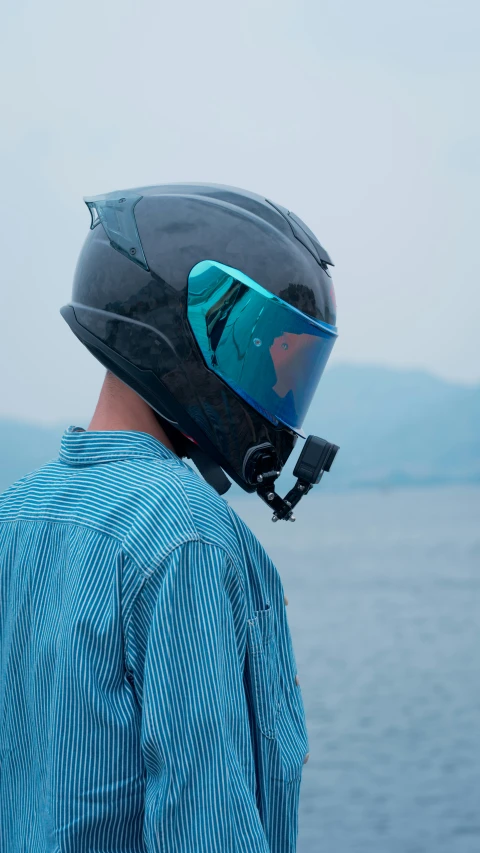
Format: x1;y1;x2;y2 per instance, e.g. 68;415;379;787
246;436;339;522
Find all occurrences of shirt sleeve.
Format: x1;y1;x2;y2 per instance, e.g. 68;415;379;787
126;539;271;853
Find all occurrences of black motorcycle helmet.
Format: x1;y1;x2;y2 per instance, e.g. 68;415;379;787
61;183;338;499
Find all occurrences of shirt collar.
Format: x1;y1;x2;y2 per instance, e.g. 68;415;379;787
59;426;179;467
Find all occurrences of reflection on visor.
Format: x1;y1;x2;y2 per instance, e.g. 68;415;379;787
187;260;338;432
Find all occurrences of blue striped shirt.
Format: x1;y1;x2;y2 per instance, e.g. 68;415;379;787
0;427;309;852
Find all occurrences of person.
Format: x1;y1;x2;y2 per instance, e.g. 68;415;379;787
0;183;338;852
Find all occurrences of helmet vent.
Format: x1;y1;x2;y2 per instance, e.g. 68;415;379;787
83;192;150;271
86;203;100;228
265;199;334;267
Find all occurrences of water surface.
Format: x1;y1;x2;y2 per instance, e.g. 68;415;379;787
230;487;480;853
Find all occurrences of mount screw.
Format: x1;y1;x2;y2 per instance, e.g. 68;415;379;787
257;474;264;483
267;492;275;501
272;515;278;522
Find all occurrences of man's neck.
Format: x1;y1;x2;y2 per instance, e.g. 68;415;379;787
88;373;176;454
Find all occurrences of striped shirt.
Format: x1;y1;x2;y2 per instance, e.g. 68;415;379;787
0;427;309;852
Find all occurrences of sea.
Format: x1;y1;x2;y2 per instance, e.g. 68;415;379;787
229;486;480;853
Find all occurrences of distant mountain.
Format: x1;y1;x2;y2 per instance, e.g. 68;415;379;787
0;365;479;494
301;365;480;489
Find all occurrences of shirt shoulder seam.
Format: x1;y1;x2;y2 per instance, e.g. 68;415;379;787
122;537;246;673
120;459;230;576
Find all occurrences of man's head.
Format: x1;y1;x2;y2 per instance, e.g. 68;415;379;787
62;183;338;494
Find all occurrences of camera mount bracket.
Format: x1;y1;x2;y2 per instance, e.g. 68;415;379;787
254;435;339;521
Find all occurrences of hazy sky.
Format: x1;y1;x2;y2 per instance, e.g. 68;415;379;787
1;0;479;423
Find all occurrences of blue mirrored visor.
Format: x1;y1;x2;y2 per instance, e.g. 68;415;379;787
188;261;338;432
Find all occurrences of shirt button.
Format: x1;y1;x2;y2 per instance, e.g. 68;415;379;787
284;595;289;606
303;752;310;764
295;674;300;686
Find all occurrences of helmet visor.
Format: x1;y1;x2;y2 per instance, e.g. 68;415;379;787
187;261;338;433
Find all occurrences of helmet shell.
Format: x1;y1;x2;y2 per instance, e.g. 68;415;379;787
62;183;336;491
